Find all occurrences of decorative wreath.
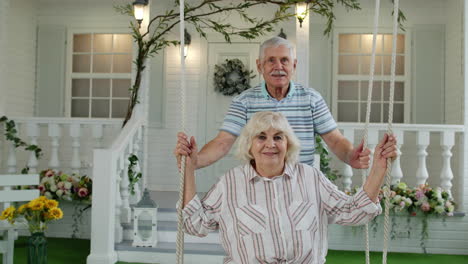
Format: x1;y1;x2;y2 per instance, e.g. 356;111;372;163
213;58;256;96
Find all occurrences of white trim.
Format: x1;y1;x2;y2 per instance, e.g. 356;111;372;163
463;0;468;212
332;28;411;123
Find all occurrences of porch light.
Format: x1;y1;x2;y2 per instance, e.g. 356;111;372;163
182;29;191;59
132;189;158;247
133;0;148;28
296;1;310;28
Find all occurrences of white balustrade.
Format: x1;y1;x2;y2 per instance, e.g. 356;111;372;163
114;154;124;243
416;131;430;185
440;131;455;198
26;123;40;173
48;123;61;170
92;124;104;148
70;123;81;174
390;130;404;185
120;147;132;224
342;129;354;191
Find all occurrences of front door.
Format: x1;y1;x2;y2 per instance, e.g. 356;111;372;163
197;42;260;192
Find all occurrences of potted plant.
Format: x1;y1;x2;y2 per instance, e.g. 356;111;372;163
0;196;63;264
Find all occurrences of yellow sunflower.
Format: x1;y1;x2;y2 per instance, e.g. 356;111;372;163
18;204;28;214
29;200;44;211
45;199;58;209
49;208;63;220
0;206;16;220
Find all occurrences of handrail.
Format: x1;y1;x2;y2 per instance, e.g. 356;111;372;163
338;122;465;132
109;117;145;153
8;117;123;125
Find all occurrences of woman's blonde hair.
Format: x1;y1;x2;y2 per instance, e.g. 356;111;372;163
236;111;300;164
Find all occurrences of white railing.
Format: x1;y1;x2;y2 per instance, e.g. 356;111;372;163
0;117;122;175
337;123;464;199
87;116;146;264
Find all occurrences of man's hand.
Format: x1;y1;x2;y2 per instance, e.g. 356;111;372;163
347;140;371;169
174;132;197;169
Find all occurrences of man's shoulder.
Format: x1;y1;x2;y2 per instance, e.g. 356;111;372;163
233;84;263;101
293;83;322;97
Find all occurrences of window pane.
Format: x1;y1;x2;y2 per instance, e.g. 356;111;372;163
383;81;404;101
338;102;358;122
113;79;131;97
383;56;391;75
383;103;404;123
113;54;132;73
338;55;359;74
93;54;112;73
361;34;383;54
396;55;404;75
360;81;382;100
360;103;381;123
92;79;110;97
339;34;360;53
338;81;359;100
112;99;129;118
91;99;110;118
114;34;133;52
93;34;113;52
72;99;89;117
397;34;405;53
361;55;382;75
72;79;90;97
73;34;91;52
73;55;91;73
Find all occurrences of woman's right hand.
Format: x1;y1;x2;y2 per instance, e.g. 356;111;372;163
174;132;197;169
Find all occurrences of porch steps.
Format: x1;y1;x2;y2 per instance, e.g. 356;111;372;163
116;207;225;263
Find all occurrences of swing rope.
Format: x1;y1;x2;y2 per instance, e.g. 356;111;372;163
382;1;400;263
176;0;186;263
362;0;381;263
363;0;399;263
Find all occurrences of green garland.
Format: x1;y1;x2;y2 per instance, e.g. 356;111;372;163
0;116;43;173
214;59;255;96
128;154;142;195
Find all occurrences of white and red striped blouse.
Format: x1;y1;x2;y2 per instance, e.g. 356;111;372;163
183;162;381;264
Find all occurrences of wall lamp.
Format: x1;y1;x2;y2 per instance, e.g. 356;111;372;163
296;0;311;28
133;0;149;28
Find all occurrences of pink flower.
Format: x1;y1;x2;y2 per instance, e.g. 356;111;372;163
415;190;425;200
38;185;45;193
399;201;406;208
390;191;396;198
78;188;89;198
45;170;54;177
57;182;64;189
421;202;431;212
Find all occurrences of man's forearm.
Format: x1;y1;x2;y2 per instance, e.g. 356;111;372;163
196;138;233;169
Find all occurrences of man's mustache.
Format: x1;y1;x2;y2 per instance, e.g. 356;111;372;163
270;70;286;76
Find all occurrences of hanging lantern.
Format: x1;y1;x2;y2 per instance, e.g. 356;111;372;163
132;189;158;247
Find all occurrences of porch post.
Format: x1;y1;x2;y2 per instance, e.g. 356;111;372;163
0;0;9;116
462;0;468;212
87;149;118;264
295;4;309;88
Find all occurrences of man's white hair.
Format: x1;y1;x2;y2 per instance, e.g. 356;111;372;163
236;111;300;164
258;36;296;61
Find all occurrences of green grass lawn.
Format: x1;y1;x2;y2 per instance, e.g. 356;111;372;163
3;237;467;264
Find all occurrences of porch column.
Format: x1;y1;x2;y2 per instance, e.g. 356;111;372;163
295;4;309;88
462;0;468;212
0;0;10;116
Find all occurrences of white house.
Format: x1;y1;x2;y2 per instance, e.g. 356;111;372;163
0;0;467;263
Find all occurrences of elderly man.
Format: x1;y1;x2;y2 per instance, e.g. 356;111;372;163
175;36;369;169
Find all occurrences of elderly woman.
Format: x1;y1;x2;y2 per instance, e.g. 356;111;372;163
181;111;397;264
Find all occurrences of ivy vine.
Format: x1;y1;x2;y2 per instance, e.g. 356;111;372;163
0;116;43;173
128;154;142;195
315;135;340;182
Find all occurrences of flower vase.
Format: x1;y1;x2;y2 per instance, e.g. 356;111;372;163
28;232;47;264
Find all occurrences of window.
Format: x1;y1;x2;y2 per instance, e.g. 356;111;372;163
69;33;133;118
334;33;408;123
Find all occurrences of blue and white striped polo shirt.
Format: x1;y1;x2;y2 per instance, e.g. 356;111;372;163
220;81;337;165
